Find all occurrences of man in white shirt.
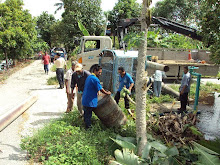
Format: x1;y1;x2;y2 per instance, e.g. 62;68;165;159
54;53;67;89
153;70;167;97
64;61;77;113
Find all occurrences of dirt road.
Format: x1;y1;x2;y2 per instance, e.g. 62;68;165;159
0;60;74;165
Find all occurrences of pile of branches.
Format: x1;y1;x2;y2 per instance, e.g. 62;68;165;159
148;112;202;145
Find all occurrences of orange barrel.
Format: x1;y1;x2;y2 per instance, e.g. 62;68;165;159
94;94;127;127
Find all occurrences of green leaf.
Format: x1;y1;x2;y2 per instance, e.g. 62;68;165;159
116;135;136;145
110;137;136;151
189;126;203;137
109;160;123;165
142;143;152;160
78;21;90;36
114;149;124;164
165;146;179;157
114;148;139;165
150;141;168;153
192;141;220;165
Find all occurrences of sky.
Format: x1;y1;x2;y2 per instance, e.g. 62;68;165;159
1;0;161;19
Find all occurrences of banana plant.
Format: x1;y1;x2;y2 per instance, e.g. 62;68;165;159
110;135;180;165
78;21;90;36
191;141;220;165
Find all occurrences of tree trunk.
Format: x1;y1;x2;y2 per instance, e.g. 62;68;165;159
136;0;150;156
3;49;9;69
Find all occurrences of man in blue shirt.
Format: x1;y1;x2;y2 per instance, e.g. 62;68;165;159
178;66;191;112
82;64;111;129
114;67;134;110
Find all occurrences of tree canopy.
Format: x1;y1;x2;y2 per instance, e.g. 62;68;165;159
36;12;56;48
108;0;141;32
0;0;37;60
199;0;220;64
57;0;103;51
152;0;200;25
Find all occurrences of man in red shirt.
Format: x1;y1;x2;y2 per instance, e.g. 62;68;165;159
42;52;50;74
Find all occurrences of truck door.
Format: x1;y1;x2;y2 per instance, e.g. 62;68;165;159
81;40;101;71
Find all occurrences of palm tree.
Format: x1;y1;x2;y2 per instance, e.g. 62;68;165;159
54;0;64;14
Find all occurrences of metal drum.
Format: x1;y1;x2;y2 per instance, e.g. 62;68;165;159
94;94;127;127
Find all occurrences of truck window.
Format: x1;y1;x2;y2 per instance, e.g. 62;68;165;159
84;40;100;52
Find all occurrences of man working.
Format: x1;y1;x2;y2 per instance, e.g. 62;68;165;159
54;53;66;89
178;66;191;112
71;63;90;116
114;67;134;110
64;61;77;113
153;70;167;97
42;52;50;74
82;64;111;129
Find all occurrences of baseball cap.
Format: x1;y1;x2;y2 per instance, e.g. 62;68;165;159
75;63;83;71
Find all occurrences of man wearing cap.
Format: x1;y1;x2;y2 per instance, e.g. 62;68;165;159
71;63;91;116
54;53;67;89
64;61;77;113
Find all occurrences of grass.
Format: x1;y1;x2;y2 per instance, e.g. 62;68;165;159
48;60;72;85
47;76;58;85
20;108;136;164
169;81;220;99
217;72;220;79
118;93;175;120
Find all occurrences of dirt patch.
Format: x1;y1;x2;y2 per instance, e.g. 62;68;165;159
0;60;33;85
189;92;215;105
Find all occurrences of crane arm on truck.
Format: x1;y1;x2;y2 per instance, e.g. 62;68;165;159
117;17;203;49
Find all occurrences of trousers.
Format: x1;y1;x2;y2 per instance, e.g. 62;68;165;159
179;92;188;111
66;93;74;112
77;92;84;116
114;91;130;109
56;68;64;88
154;81;162;97
83;106;95;129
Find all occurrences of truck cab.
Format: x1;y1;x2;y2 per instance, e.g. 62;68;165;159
77;36;112;70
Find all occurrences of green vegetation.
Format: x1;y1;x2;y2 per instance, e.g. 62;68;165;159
20;107;220;164
110;135;220;165
20;110;136;164
217;72;220;79
0;0;37;60
47;76;58;85
170;82;220;99
124;31;204;50
36;12;56;48
147;95;175;104
152;0;220;64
